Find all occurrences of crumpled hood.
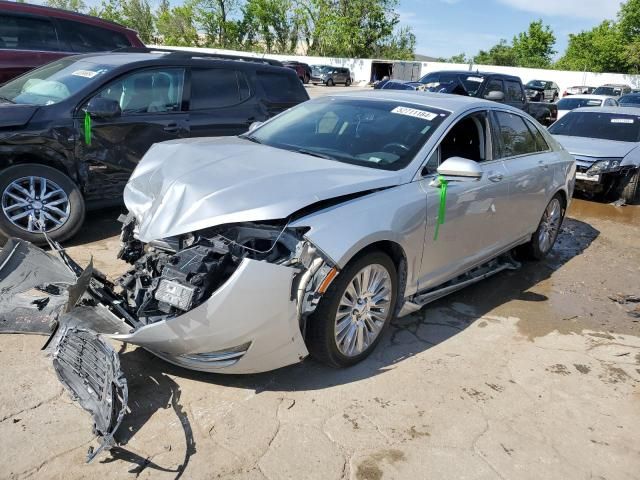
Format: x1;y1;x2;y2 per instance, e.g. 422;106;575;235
125;137;402;241
552;135;638;159
0;104;38;128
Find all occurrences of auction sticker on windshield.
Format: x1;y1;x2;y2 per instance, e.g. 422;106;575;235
391;106;437;121
611;118;635;123
467;76;484;82
71;70;99;79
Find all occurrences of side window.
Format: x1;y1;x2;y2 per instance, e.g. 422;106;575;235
257;70;307;103
58;20;130;52
485;79;504;95
0;14;59;51
93;68;185;114
439;112;488;164
493;111;538;158
524;118;549;152
190;69;249;110
505;80;523;102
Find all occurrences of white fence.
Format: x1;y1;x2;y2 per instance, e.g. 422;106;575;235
158;45;640;93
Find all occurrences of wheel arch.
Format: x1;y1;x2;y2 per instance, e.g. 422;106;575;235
0;148;79;184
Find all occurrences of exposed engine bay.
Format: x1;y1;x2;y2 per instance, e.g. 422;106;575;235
114;215;335;327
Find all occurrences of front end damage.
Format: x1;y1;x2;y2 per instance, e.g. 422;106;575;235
0;217;337;460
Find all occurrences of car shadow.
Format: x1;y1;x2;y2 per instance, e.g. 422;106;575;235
64;206;125;246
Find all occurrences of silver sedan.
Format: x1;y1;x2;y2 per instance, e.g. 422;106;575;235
0;91;575;458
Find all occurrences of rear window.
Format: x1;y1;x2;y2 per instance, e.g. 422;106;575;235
418;72;486;96
57;20;130;52
549;112;640;142
0;14;60;51
557;98;603;109
257;70;308;103
190;69;250;109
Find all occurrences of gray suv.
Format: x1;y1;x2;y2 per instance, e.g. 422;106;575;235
311;65;352;86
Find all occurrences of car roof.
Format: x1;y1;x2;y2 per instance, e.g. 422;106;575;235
323;90;516;114
59;51;284;69
559;94;613;100
424;70;520;80
572;106;640;115
0;0;135;32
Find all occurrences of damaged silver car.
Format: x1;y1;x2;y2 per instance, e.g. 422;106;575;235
0;91;575;459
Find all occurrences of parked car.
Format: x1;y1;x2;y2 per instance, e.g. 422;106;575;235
0;0;144;84
618;93;640;106
2;91;575;459
549;107;640;203
525;80;560;103
282;60;311;83
593;84;632;98
381;71;558;125
311;65;352;86
562;86;596;97
555;95;618;120
0;49;309;244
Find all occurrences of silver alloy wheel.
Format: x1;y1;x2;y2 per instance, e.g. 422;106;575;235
334;264;392;357
538;198;562;253
1;176;70;233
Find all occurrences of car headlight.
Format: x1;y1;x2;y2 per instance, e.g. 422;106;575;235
155;279;197;311
586;158;623;176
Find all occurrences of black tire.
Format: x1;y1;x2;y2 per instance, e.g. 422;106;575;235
0;164;85;245
304;74;310;84
307;251;398;368
345;78;351;87
520;193;565;260
619;168;640;204
326;78;335;87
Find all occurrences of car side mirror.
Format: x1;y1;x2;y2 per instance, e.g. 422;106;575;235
249;121;263;132
436;157;483;180
484;90;505;101
85;97;121;119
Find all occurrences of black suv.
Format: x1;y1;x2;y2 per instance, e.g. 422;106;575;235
0;49;309;243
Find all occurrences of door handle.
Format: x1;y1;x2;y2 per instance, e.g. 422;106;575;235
488;173;503;182
538;160;549;169
164;123;179;133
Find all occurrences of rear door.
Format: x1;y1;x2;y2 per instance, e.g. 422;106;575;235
0;12;68;83
188;67;257;137
75;67;188;204
490;110;554;239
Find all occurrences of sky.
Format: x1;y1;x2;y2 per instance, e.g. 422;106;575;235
400;0;624;59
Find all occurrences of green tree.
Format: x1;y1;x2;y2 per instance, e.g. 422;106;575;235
511;20;556;68
619;0;640;40
242;0;301;53
448;53;469;64
121;0;155;43
46;0;86;12
194;0;244;48
473;39;516;66
88;0;125;24
156;0;200;47
556;21;627;73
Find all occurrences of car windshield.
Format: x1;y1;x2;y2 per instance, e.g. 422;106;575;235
244;98;450;170
418;73;485;96
556;98;603;110
619;95;640;106
526;80;547;89
0;58;115;105
549;112;640;142
593;86;623;96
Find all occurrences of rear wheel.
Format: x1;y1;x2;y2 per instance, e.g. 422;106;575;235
521;194;565;260
307;251;397;368
620;168;640;204
326;78;335;87
345;78;351;87
0;164;85;245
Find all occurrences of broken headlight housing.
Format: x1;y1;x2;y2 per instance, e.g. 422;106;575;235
586;158;623;176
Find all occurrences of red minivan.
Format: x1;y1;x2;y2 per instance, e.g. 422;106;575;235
0;1;144;84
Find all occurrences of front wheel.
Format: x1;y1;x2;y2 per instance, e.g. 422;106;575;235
619;168;640;204
307;251;398;368
521;194;565;260
326;78;335;87
0;164;85;245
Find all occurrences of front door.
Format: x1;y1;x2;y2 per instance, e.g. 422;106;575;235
418;111;510;291
74;67;188;205
490;110;555;238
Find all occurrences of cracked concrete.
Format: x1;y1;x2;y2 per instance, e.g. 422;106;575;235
0;194;639;479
